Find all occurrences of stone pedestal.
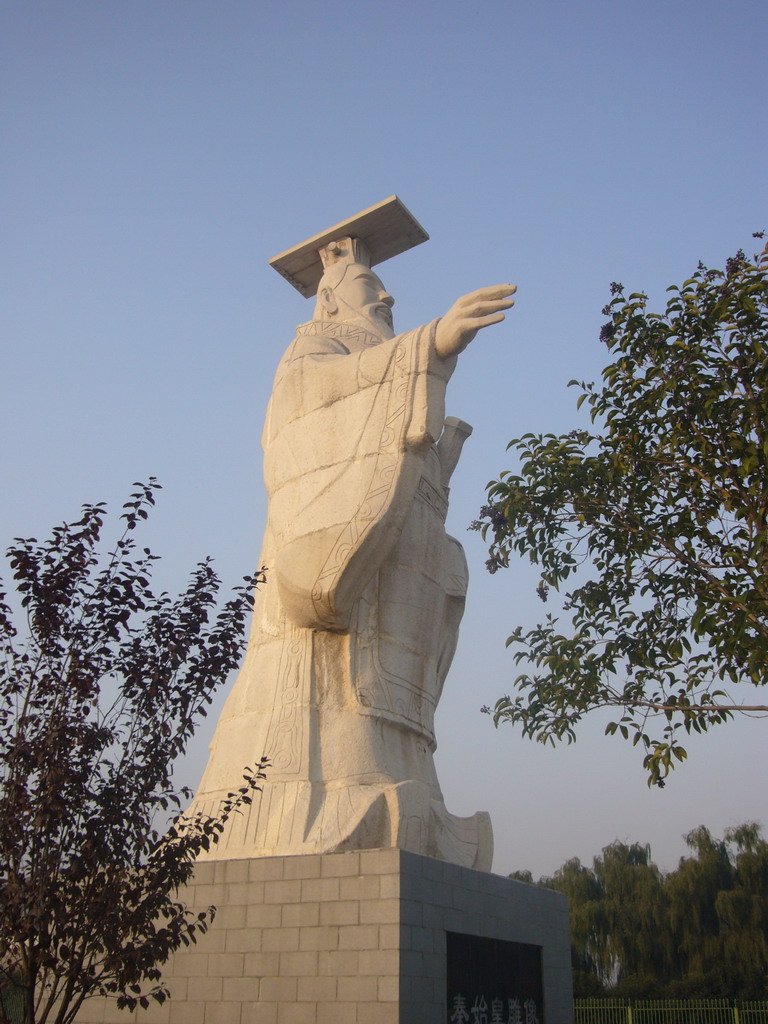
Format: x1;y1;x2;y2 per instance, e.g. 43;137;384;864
77;849;573;1024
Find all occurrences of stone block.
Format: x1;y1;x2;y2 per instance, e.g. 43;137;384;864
128;1001;168;1024
186;977;223;1003
296;975;338;1002
406;1001;436;1024
165;974;187;999
276;1003;317;1024
242;952;280;976
204;1002;241;1024
357;1001;399;1024
408;973;439;1003
225;928;263;953
246;902;282;928
261;926;300;952
277;951;319;977
438;859;464;889
212;861;230;883
358;948;399;976
451;885;476;914
400;946;423;978
422;900;446;930
319;851;360;876
206;952;245;977
441;906;468;933
410;924;435;952
337;974;379;1001
195;927;227;952
282;854;321;880
177;978;214;1003
223;977;260;1002
316;1003;357;1024
317;949;359;976
338;872;380;900
318;899;359;926
215;904;248;929
191;861;217;885
420;950;444;980
228;881;265;906
247;858;284;882
281;900;320;927
299;876;339;902
378;974;400;1001
359;896;399;924
223;860;251;883
297;925;339;951
169;952;208;978
169;1001;204;1024
360;848;400;875
378;922;401;948
241;1003;277;1024
337;923;379;950
401;872;431;903
257;976;298;1002
75;1001;106;1023
399;898;423;926
191;883;226;907
264;879;302;904
379;872;400;898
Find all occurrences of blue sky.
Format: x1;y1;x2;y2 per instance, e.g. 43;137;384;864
2;0;766;877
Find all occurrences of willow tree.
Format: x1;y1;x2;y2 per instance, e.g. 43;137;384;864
530;824;768;997
0;482;266;1024
667;824;768;997
538;842;668;995
537;857;606;995
476;237;768;784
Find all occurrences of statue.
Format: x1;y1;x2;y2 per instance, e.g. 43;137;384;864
189;198;515;870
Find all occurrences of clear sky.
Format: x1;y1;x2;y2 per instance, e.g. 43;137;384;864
2;0;766;878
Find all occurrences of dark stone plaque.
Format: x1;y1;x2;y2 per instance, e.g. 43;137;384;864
446;932;544;1024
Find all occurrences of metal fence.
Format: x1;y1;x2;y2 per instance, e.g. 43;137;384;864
576;1000;768;1024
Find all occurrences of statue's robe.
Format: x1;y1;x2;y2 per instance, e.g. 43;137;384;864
189;318;493;870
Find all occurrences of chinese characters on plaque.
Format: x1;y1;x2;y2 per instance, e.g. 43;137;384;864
447;934;544;1024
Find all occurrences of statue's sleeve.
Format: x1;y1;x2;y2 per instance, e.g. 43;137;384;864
263;321;455;631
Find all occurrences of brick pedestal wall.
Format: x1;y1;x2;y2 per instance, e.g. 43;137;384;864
76;849;573;1024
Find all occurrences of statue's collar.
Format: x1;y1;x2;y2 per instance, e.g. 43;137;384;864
296;320;383;348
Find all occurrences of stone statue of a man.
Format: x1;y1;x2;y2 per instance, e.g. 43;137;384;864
189;199;515;870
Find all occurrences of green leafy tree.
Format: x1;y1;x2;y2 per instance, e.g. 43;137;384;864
0;482;267;1024
524;823;768;998
715;824;768;997
659;823;768;997
665;826;734;992
536;843;668;996
475;237;768;784
592;842;669;990
536;857;607;995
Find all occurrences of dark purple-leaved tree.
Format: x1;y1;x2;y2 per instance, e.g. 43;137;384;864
0;480;266;1024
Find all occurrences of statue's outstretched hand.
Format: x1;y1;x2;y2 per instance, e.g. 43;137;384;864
434;284;516;359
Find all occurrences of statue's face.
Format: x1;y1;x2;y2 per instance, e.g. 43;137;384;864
319;263;395;339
